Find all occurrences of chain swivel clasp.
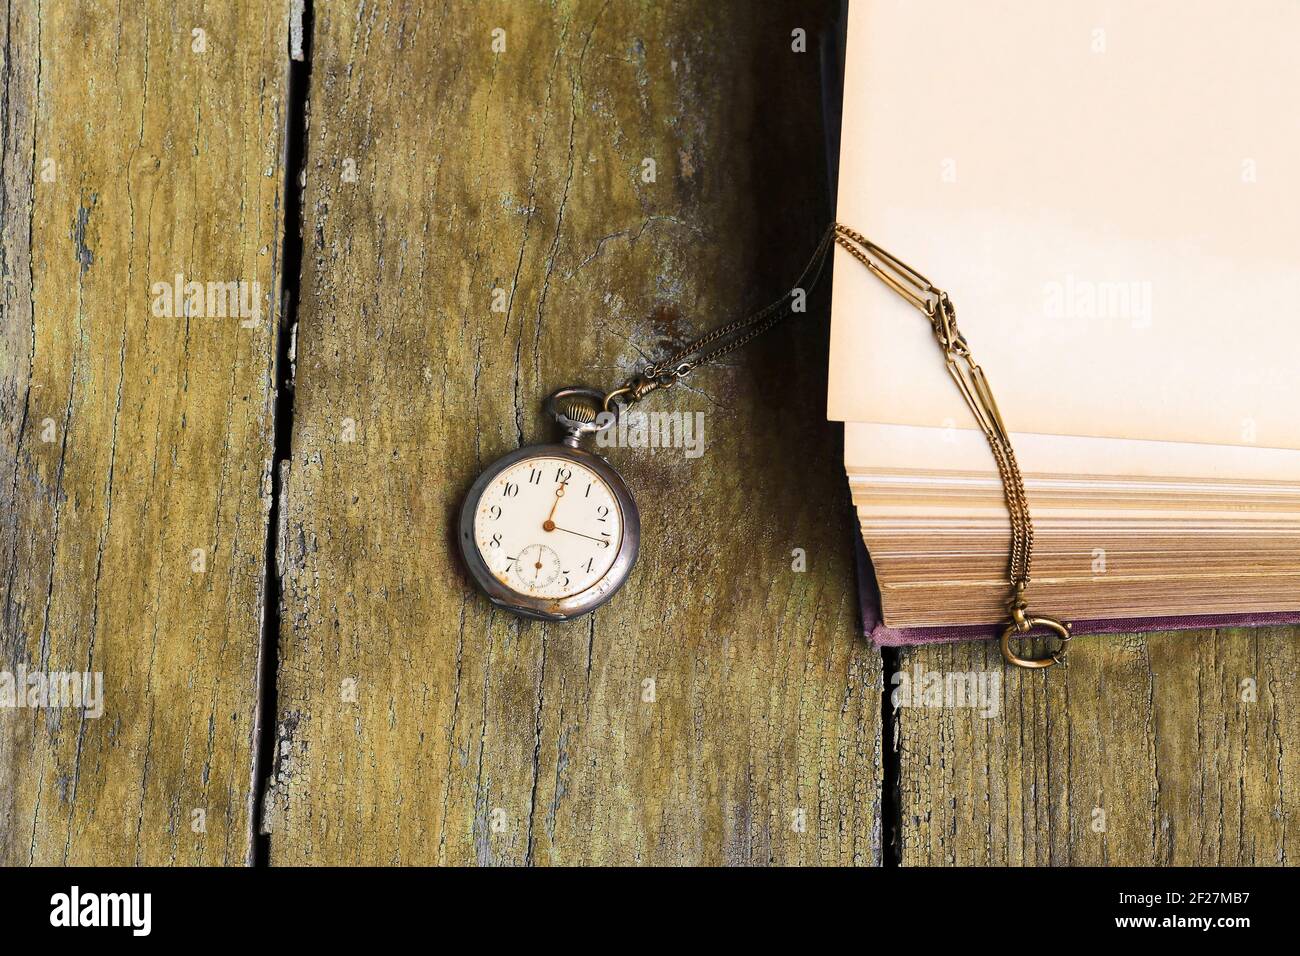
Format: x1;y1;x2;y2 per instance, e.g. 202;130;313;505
603;362;691;412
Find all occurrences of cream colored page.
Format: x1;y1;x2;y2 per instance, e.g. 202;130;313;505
828;0;1300;451
844;422;1300;485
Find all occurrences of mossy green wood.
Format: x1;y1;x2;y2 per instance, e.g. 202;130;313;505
0;2;290;863
895;627;1300;865
265;0;881;865
3;0;1286;870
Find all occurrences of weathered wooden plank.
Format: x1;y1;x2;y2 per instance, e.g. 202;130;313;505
265;0;880;865
0;1;289;864
895;626;1300;865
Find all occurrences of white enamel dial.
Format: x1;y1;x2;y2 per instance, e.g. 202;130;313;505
473;456;624;600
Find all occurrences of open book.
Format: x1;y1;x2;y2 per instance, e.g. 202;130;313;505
828;0;1300;636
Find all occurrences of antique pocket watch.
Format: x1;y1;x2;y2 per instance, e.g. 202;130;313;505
459;387;640;620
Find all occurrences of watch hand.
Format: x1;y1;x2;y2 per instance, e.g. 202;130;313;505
552;525;610;547
543;484;566;532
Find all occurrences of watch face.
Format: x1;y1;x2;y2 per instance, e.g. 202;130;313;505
460;445;639;619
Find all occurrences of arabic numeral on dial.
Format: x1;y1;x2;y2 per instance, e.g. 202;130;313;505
503;482;519;497
596;504;609;523
505;555;517;570
488;505;502;520
489;533;502;548
528;467;542;485
584;558;595;573
555;467;572;483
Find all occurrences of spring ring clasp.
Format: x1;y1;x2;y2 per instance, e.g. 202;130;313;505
1000;595;1073;669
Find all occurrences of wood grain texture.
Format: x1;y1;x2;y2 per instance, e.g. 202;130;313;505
894;626;1300;865
0;1;289;864
3;0;1288;871
264;0;882;865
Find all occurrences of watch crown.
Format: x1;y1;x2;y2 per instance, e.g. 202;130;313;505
559;397;598;425
547;386;613;447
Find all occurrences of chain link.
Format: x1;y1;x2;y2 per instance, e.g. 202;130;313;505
606;224;839;411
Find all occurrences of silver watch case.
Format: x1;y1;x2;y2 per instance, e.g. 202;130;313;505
458;443;641;621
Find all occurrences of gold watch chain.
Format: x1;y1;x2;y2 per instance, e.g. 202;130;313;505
832;224;1071;668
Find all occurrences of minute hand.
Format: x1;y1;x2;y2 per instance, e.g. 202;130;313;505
552;525;610;547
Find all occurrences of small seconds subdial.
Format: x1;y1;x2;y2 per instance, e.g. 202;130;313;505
474;456;623;599
513;544;560;589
